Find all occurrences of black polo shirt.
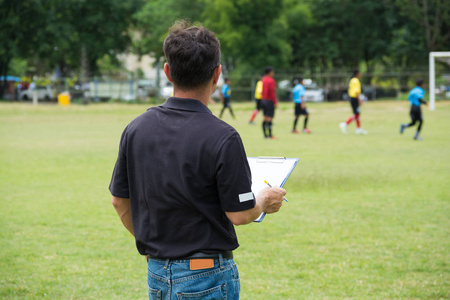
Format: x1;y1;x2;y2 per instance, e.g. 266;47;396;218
109;97;256;258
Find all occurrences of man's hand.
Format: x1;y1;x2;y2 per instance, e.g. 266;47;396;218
258;186;286;214
225;186;287;225
301;103;306;110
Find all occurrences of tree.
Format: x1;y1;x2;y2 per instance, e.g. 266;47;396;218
133;0;204;92
293;0;394;75
1;0;141;96
393;0;450;51
44;0;141;78
203;0;291;74
0;0;46;97
283;0;314;69
133;0;205;61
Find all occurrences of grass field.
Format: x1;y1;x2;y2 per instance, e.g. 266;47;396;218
0;100;449;299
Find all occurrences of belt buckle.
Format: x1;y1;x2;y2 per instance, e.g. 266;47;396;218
190;259;214;270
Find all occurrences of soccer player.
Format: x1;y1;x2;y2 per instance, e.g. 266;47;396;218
339;69;368;135
400;79;426;140
249;75;263;124
292;77;311;134
219;78;235;119
261;66;278;139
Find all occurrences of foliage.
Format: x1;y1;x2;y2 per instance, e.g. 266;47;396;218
203;0;291;74
393;0;450;51
0;0;45;97
133;0;205;61
1;0;449;95
97;54;124;77
42;0;142;77
285;0;395;73
8;58;28;77
0;0;141;83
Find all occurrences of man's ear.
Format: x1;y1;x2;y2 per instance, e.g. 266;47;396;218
210;65;222;95
213;65;222;85
164;63;173;83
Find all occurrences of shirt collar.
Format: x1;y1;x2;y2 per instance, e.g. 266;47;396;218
159;97;212;114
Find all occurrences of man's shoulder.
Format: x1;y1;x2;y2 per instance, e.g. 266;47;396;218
410;86;422;94
122;108;154;132
262;76;274;83
210;116;238;134
124;106;238;140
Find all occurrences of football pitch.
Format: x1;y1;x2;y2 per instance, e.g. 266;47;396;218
0;100;448;299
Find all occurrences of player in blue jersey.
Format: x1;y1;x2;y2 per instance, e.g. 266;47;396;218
219;78;235;119
400;79;426;140
292;77;311;134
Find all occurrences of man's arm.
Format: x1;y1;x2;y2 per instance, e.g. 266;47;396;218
272;80;278;107
357;92;363;105
112;196;134;236
225;186;286;225
301;96;305;109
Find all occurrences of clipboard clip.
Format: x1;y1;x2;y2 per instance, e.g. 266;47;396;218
256;156;286;163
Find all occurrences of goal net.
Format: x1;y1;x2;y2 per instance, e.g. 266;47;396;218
429;52;450;110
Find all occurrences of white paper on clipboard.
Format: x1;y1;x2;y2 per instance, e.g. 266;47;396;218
247;156;299;222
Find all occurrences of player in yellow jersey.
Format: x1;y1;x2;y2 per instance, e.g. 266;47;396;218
339;69;368;135
249;75;263;124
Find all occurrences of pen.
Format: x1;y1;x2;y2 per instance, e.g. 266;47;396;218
264;180;288;202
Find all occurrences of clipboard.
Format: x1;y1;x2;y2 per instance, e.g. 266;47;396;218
247;156;299;222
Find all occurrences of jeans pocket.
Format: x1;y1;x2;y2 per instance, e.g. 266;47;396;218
176;284;226;300
149;287;162;300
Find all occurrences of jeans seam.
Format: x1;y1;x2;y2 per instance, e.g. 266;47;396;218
171;264;232;284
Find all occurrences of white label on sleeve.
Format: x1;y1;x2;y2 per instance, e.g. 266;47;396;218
238;192;254;203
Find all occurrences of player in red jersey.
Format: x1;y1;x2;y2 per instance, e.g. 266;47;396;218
261;66;278;139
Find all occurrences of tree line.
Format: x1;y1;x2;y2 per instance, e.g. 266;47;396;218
1;0;449;97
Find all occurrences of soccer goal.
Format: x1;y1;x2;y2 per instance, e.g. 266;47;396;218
429;51;450;111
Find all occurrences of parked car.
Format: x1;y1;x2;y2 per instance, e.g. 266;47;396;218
160;82;174;99
20;86;53;100
304;87;325;102
278;79;325;102
137;79;158;98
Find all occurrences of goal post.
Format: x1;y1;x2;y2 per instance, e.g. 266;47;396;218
429;51;450;111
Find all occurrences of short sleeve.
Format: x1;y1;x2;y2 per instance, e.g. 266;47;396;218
256;81;263;95
215;133;255;212
419;88;425;98
109;129;130;198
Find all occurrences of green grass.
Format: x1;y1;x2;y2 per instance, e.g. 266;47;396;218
0;100;448;299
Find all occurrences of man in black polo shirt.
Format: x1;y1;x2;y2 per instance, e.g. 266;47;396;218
109;20;286;299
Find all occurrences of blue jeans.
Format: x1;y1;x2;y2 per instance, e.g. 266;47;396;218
147;254;240;300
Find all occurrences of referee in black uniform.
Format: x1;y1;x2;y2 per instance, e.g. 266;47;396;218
109;20;286;299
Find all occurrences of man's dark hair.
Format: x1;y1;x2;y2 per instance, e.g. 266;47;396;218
352;69;360;78
224;78;230;82
163;20;221;89
416;78;424;87
298;77;303;83
264;66;273;75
